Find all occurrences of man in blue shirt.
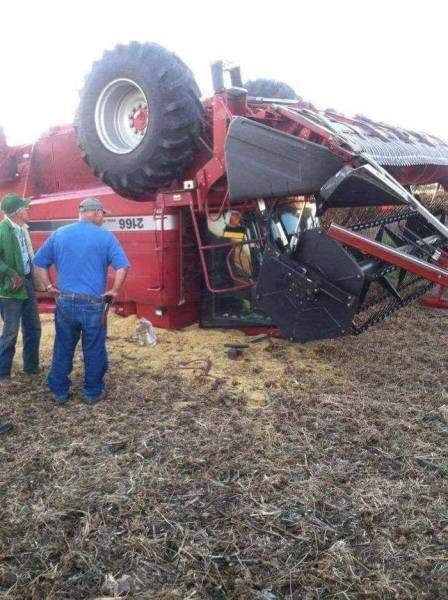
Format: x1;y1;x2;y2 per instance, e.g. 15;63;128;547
33;197;130;404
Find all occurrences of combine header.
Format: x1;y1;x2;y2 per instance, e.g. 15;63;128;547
0;41;447;341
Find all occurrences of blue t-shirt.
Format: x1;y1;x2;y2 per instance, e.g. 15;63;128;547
33;221;130;296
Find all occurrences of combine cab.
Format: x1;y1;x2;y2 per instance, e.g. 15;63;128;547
1;41;447;341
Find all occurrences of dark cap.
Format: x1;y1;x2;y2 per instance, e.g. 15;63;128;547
1;193;30;216
79;197;110;214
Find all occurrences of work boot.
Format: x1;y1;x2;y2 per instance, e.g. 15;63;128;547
0;422;13;434
52;393;70;405
24;367;43;375
82;391;106;406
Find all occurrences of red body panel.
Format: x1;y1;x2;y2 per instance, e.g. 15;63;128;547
30;189;201;327
0;126;202;328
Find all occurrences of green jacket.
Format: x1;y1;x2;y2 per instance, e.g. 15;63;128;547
0;218;28;299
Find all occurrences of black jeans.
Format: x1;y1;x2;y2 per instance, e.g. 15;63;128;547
0;278;41;379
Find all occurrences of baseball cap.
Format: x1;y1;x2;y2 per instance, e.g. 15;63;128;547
79;197;110;214
1;193;30;216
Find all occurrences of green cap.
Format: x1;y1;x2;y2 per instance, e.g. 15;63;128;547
1;193;30;216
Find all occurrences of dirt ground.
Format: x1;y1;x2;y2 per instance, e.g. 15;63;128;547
0;306;447;599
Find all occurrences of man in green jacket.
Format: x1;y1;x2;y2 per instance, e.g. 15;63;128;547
0;193;41;382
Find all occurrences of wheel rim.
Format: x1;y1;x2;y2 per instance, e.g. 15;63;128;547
95;78;149;154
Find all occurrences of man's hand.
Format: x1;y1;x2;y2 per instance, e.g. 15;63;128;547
47;283;61;294
11;273;23;290
33;267;60;294
102;288;119;303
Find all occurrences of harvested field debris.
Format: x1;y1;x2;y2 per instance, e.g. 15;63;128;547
0;306;447;598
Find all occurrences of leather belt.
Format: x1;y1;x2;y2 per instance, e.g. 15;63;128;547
58;292;104;304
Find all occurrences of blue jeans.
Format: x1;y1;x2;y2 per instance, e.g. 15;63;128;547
0;277;41;379
48;297;108;398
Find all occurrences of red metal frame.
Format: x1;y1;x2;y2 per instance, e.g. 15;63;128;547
327;224;448;286
188;198;255;293
274;106;355;162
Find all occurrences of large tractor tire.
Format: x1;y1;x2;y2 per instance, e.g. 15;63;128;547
244;78;299;100
76;41;203;198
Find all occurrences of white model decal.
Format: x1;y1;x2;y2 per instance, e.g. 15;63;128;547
29;215;178;233
103;215;177;231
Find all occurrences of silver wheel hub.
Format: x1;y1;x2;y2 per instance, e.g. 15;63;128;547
95;78;149;154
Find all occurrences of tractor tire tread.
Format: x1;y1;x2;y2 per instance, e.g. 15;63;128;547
76;41;203;199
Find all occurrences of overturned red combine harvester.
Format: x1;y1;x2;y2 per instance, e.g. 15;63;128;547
0;41;447;341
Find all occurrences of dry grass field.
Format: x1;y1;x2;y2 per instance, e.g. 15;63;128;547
0;306;447;598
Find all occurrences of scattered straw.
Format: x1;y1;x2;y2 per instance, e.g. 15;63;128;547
0;305;447;598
